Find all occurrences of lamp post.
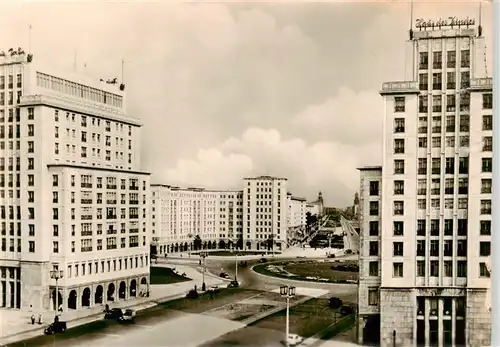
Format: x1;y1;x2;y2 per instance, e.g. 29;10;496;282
200;251;208;291
233;239;238;282
50;269;64;320
280;285;296;347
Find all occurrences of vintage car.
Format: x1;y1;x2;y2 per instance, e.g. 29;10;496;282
44;320;67;335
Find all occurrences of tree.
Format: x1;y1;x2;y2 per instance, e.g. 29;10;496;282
236;236;243;250
266;234;274;251
193;235;202;250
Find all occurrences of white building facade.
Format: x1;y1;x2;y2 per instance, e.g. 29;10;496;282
150;185;243;254
357;21;492;347
287;193;307;228
0;52;150;312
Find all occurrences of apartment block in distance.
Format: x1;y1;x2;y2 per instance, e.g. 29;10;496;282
150;185;243;254
243;176;288;251
357;18;492;347
0;50;151;312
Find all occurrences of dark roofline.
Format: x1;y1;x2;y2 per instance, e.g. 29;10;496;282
243;175;288;180
357;166;382;171
47;164;150;175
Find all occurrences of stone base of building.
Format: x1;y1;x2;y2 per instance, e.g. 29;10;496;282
378;287;491;347
357;313;380;345
2;261;149;313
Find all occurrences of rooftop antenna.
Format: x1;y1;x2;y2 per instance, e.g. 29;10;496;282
478;0;483;37
409;0;414;40
119;58;126;91
28;25;32;52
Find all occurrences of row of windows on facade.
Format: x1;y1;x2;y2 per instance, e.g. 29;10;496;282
366;238;489;258
66;255;149;279
0;107;25;122
368;177;491;198
418;71;473;91
0;74;22;90
366;219;491;237
0;90;22;105
368;199;491;216
46;235;144;254
47;207;145;221
419;50;470;70
37;72;123;108
366;260;490;279
55;127;133;150
393;93;491;114
392;156;492;176
52;174;145;190
47;191;142;205
393;114;492;135
53;109;133;134
393;136;492;154
248;180;283;186
54;143;132;163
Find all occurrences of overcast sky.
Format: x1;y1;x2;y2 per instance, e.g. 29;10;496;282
1;0;493;206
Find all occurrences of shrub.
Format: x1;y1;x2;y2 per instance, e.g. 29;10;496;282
186;289;199;299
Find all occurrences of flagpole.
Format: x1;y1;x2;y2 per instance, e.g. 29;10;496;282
28;25;32;53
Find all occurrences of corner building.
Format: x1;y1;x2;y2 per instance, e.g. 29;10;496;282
357;22;492;346
0;53;150;312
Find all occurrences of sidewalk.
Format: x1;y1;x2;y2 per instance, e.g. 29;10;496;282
0;264;224;346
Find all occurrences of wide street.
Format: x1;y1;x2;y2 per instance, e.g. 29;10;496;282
7;252;358;347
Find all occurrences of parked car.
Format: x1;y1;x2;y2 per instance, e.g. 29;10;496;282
219;272;230;279
227;280;239;288
104;308;124;320
281;334;303;346
44;320;67;335
118;309;136;322
259;258;268;263
208;285;220;293
340;304;354;316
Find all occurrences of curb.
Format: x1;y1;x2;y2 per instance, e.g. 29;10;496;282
242;295;313;326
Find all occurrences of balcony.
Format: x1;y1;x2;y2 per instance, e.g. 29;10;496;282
129;228;139;233
81;183;92;188
129;185;139;191
106;200;117;204
380;81;419;95
107;214;117;220
81;199;93;204
129;200;139;205
107;185;117;189
81;230;92;236
107;244;117;250
81;215;92;220
107;229;117;234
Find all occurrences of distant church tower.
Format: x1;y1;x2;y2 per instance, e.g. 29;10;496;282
353;192;360;219
317;191;324;215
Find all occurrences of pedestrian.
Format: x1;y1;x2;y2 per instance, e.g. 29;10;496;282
31;314;35;325
38;314;42;324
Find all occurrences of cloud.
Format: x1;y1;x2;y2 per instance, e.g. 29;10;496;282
161;124;381;206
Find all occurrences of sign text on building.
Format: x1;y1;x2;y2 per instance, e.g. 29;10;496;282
415;17;475;29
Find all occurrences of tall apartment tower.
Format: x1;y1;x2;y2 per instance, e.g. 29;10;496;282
243;176;287;251
357;19;492;347
0;51;150;312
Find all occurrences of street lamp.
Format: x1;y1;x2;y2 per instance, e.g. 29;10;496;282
50;269;64;320
280;285;296;346
233;239;238;282
200;251;208;291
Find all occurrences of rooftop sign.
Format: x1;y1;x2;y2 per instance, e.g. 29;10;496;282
415;17;475;30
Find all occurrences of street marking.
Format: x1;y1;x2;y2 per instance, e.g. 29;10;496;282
135;324;153;328
96;333;120;338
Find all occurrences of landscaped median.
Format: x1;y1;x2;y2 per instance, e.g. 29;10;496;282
252;259;358;284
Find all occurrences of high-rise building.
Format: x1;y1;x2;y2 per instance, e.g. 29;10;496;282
286;192;307;229
0;51;151;312
243;176;288;251
357;18;492;347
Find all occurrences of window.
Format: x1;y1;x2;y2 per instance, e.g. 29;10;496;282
418;199;426;210
446;136;455;147
394;160;404;174
481;179;492;194
369;202;379;216
457;219;468;236
417;261;425;277
432;51;442;69
430;261;439;277
447;51;456;68
430;219;439;236
368;261;378;276
458;177;468;195
416;240;425;256
432;73;442;90
52;192;58;203
483;115;492;131
431;137;441;148
483;93;493;109
432;95;442;112
393;263;403;277
459;157;469;174
481;200;491;214
431;158;441;175
482;158;492;172
444;261;453;277
457;261;467;277
460;92;470;111
418;137;427;148
394;139;405;154
444;219;453;235
417;179;426;195
430;240;439;257
419;94;428;112
368;288;379;306
393;242;403;256
52;174;58;187
483;136;492;151
457;239;467;256
393;201;404;215
369;181;379;196
445;157;454;174
369;241;378;256
394;118;405;132
369;221;379;236
480;242;491;256
419;52;428;69
480;263;491;278
431;179;440;195
445;115;455;131
418;158;427;175
28;241;35;253
393;221;404;236
461;49;470;68
27;124;34;136
52;208;58;220
393;180;404;195
447;73;456;90
53;241;59;253
432;116;441;132
480;220;491;235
